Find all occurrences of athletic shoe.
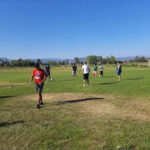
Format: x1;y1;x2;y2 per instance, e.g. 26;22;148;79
37;104;40;109
40;101;44;105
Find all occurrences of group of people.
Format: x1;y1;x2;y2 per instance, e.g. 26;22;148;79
30;62;122;109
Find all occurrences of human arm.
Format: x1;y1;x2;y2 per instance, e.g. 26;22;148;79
82;66;84;74
30;75;34;84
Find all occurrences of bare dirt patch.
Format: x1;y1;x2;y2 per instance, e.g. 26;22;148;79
17;93;150;122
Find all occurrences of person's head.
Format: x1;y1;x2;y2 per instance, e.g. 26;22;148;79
94;64;96;66
35;63;40;70
118;61;120;65
84;62;87;65
100;64;102;66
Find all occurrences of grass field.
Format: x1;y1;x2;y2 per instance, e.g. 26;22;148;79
0;65;150;150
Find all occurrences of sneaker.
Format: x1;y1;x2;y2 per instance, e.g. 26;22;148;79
40;101;44;105
37;104;40;109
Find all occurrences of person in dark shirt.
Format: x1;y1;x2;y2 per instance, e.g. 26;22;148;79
72;64;77;79
45;64;51;82
116;62;122;81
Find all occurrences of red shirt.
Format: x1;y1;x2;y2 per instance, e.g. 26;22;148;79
33;69;46;84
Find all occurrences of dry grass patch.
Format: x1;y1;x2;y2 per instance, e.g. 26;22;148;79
14;93;150;122
0;82;29;86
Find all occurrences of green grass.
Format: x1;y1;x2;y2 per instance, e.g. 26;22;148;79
0;66;150;150
0;66;150;97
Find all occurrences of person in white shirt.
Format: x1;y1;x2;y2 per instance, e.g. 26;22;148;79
82;62;90;87
99;64;103;78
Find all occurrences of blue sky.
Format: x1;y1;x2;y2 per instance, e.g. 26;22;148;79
0;0;150;59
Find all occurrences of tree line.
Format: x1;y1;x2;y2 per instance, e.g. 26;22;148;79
128;56;148;63
0;56;149;67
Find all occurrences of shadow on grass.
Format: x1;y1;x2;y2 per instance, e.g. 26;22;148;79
125;76;143;81
0;96;14;99
97;82;119;85
53;97;104;105
0;120;24;127
103;75;116;78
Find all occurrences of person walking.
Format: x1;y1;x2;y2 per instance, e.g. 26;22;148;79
82;62;90;87
30;63;47;108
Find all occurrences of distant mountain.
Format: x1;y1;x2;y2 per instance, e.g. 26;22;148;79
28;58;64;63
39;57;86;63
0;57;11;62
116;56;150;61
79;57;86;62
116;56;135;61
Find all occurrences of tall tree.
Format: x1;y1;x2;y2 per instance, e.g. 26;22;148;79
74;57;80;64
37;59;42;64
86;55;97;64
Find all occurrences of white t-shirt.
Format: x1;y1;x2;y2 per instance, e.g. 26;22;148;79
82;65;90;74
100;65;103;71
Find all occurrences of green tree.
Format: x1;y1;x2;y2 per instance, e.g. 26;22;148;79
0;59;4;66
97;56;103;63
86;55;97;64
74;57;80;64
109;55;116;64
37;59;42;64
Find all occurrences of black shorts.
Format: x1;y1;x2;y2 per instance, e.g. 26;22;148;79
46;72;50;76
83;73;89;80
100;71;103;75
35;83;44;94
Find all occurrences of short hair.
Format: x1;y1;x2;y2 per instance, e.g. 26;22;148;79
84;62;87;64
35;63;40;69
95;64;96;65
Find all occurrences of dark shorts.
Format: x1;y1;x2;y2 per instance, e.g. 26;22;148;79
117;72;121;76
83;73;89;80
46;72;50;76
35;83;44;94
100;71;103;75
72;71;77;76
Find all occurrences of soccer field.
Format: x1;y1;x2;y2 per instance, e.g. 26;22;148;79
0;65;150;149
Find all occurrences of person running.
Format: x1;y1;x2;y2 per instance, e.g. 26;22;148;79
82;62;90;87
99;64;103;78
116;61;122;81
45;64;51;82
72;64;77;79
93;64;98;78
30;63;47;109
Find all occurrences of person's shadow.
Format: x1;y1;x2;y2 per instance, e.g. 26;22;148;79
103;75;116;78
125;77;143;81
0;96;14;99
97;82;119;85
0;120;24;127
53;97;104;105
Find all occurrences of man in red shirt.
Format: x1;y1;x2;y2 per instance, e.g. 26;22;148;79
30;63;47;108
